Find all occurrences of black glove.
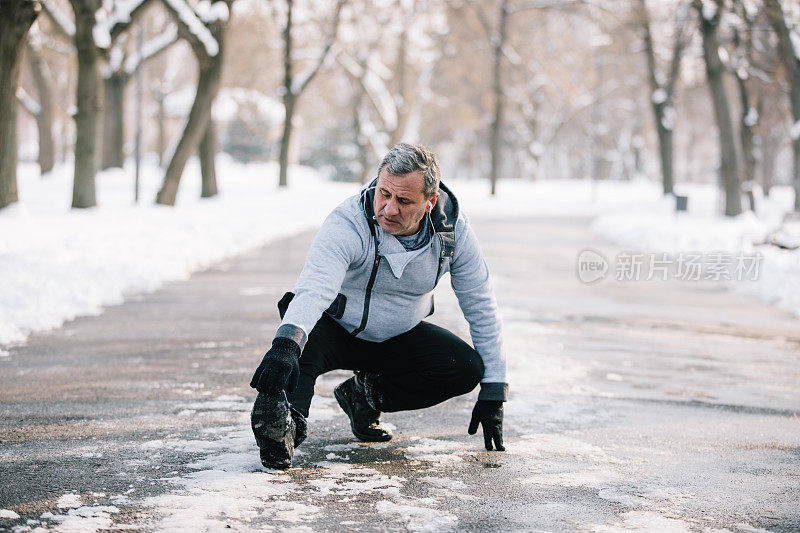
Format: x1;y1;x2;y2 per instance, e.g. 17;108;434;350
468;400;505;451
250;337;301;395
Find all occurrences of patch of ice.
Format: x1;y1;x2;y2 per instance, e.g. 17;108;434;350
44;505;120;533
403;438;469;464
324;453;347;460
376;499;458;532
420;477;478;501
591;510;692;532
56;494;82;509
0;509;20;519
322;444;358;452
513;434;616;462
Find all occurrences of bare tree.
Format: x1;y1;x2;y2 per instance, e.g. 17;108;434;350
728;11;756;187
155;0;233;205
101;26;177;170
693;0;742;216
637;0;689;195
0;0;40;209
277;0;345;188
763;0;800;211
43;0;155;207
488;0;509;196
67;0;102;207
22;37;56;174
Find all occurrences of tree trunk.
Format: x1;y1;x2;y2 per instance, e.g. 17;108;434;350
638;0;681;195
489;0;508;196
278;0;294;188
760;132;777;196
199;120;218;197
695;0;742;216
69;0;100;208
735;75;756;183
101;72;127;169
0;0;38;209
155;60;221;205
764;0;800;211
278;94;295;188
389;24;409;146
655;122;674;194
25;41;55;175
156;90;166;167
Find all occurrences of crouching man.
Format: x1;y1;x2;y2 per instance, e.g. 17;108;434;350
250;143;508;469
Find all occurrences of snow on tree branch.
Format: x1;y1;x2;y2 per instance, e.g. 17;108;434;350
95;0;155;48
290;0;345;95
40;2;76;39
790;30;800;63
338;53;398;131
700;0;717;22
196;0;229;23
161;0;220;56
123;26;179;74
16;87;42;117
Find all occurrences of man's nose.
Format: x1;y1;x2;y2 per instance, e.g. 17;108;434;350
384;199;399;216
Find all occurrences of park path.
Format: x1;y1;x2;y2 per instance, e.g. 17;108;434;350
1;215;799;532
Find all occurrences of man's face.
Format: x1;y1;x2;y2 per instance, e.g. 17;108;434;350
373;167;439;236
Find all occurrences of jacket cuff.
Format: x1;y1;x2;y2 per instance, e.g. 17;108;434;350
275;323;307;351
478;382;508;401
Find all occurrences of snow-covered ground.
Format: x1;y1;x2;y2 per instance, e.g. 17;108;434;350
589;183;800;318
0;156;356;351
2;159;798;353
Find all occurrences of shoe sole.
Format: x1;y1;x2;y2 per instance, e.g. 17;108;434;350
251;393;295;469
334;384;393;443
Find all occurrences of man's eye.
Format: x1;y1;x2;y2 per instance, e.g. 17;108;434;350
382;192;391;198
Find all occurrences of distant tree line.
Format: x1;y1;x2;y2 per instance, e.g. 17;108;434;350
2;0;800;216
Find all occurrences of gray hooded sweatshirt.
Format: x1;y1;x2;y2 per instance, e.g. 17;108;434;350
275;179;507;401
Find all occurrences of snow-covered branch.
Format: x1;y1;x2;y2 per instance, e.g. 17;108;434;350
123;26;179;74
338;53;398;131
291;0;345;95
40;2;76;39
16;87;41;117
161;0;221;57
110;0;155;40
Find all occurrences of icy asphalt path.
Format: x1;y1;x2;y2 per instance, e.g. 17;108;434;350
1;215;799;532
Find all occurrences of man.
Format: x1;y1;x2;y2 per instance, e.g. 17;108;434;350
250;143;507;469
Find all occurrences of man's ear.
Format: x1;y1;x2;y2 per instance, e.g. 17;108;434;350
428;193;440;212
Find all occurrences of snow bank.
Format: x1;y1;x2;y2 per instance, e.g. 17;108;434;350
591;182;800;318
0;156;356;347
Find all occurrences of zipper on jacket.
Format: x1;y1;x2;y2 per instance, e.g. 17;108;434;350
351;221;380;337
351;253;380;336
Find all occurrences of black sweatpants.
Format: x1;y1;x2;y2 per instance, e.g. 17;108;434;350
286;313;485;419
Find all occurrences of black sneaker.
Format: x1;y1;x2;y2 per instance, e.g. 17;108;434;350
251;391;296;469
334;376;393;442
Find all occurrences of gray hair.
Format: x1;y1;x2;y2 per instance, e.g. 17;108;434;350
378;143;441;198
